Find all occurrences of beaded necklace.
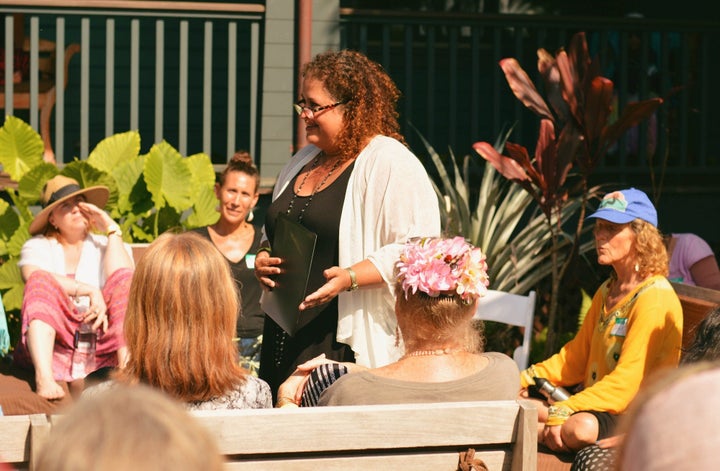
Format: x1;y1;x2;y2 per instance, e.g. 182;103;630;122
286;152;343;223
402;347;467;358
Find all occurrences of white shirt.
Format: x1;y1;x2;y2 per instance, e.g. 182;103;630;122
265;135;441;367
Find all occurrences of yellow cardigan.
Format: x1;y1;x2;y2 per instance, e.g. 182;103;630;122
521;275;683;426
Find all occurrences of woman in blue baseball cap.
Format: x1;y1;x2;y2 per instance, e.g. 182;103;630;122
518;188;683;454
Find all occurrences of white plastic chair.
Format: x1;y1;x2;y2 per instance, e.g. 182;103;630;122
473;289;537;370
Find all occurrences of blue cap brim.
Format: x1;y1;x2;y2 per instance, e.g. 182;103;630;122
586;209;636;224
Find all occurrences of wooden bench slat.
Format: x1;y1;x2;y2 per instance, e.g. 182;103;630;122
223;449;512;471
192;401;524;454
0;415;32;462
189;400;537;470
0;413;50;470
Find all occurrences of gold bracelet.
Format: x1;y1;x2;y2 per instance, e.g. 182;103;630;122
345;267;358;292
275;396;299;408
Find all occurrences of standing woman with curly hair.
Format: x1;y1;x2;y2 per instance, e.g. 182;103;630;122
519;188;683;454
254;50;440;398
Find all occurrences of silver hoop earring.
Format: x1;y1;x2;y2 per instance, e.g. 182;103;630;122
246;209;254;222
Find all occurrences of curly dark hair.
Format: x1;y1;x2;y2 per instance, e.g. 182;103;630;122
301;49;406;161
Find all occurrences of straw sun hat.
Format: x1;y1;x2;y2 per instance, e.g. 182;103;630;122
29;175;110;236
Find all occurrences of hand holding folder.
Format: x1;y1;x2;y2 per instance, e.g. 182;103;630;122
260;213;318;336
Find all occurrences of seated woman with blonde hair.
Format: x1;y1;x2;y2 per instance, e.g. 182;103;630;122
87;231;271;409
277;236;519;407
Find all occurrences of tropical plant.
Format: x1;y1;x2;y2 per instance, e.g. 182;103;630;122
415;125;599;297
0;115;219;347
473;31;662;356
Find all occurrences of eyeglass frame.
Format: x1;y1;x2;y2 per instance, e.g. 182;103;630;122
293;99;349;118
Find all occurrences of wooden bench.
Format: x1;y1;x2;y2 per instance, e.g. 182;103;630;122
671;282;720;350
0;413;50;471
191;400;537;471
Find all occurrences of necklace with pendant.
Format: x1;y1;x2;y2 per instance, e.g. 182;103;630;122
286;152;343;223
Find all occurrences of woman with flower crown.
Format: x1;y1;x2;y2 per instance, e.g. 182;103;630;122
275;237;520;407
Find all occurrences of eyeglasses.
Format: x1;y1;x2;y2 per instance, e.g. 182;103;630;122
293;100;348;119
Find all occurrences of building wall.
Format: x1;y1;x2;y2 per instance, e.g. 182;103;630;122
259;0;340;189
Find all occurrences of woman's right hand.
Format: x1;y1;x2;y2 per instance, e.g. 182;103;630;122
278;354;347;404
85;287;109;332
254;251;282;290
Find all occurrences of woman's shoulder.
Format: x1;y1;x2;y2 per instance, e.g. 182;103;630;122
22;234;54;249
483;351;520;369
191;226;211;238
357;135;425;174
188;375;272;411
364;135;415;159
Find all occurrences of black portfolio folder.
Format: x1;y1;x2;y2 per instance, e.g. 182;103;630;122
260;213;318;336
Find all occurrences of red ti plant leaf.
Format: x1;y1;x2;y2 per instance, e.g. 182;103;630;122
567;31;591;88
538;49;569;123
499;58;553;121
584;76;614;143
536;119;559;193
555;50;581;124
505;141;543;187
472;141;529;183
601;98;663;151
473;140;542;205
556;122;583;181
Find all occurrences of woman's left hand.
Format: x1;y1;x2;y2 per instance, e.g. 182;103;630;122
78;201;115;232
542;425;570;453
299;266;350;310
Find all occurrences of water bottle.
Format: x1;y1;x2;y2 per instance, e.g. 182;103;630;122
71;322;97;380
533;377;571;402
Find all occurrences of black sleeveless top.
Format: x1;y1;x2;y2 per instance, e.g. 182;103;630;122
260;160;357;397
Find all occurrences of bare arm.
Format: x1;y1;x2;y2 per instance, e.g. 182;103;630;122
690;255;720;291
79;202;134;277
300;259;384;310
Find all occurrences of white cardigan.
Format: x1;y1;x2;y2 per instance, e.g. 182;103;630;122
264;135;441;367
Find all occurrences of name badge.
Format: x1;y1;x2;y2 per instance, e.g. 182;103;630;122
245;254;256;269
610;317;628;337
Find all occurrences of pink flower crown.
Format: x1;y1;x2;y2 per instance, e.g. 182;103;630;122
396;236;490;302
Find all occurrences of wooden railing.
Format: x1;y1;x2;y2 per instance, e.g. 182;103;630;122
2;1;264;164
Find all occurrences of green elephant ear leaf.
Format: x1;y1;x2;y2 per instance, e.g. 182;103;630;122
186;152;217;190
17;162;59;204
0;200;19;247
6;221;30;259
62;161;119;209
144;141;193;211
156;204;183;235
87;130;141;174
113;156;152;217
185;185;220;229
0;259;24;311
0;116;45;182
